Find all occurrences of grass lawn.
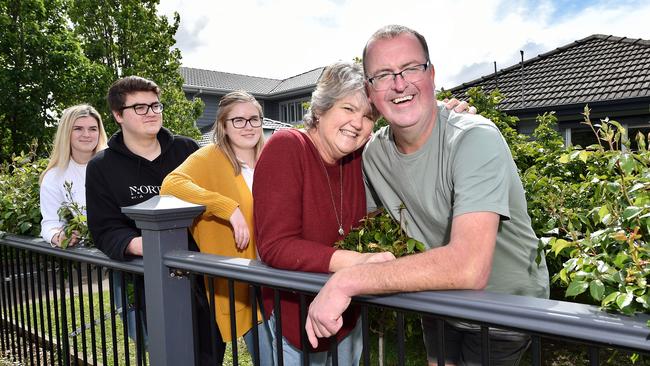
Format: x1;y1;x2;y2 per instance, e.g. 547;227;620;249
4;288;145;366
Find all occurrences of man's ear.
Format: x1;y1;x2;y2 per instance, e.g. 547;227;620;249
112;110;123;125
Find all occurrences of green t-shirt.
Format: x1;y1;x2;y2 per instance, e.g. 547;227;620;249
363;103;549;298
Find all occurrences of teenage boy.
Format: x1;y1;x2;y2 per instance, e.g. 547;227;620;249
86;75;223;364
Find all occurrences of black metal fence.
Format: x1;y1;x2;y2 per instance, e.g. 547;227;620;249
1;195;649;365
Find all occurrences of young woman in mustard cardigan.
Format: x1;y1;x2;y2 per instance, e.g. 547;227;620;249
161;91;272;363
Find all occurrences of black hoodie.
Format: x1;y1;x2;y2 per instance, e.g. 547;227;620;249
86;127;198;260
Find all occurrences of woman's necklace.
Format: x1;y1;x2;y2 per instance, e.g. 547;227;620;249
318;156;344;236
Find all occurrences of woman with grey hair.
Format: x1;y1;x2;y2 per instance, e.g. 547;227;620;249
253;61;395;364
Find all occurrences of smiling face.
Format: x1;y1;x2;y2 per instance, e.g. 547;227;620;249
310;91;374;163
70;116;100;160
224;101;263;153
112;91;162;140
364;33;437;131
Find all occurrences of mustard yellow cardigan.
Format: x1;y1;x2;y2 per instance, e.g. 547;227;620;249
160;144;259;341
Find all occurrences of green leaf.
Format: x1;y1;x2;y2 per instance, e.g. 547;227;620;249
622;206;643;221
558;154;569;163
551;238;573;256
602;291;619;306
619;154;635;175
406;239;416;253
559;268;568;284
613;252;630;268
578;150;590;163
598;206;609;222
615;292;633;309
565;280;588;297
589;280;605;301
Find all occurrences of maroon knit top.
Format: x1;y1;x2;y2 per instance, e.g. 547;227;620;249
253;129;366;352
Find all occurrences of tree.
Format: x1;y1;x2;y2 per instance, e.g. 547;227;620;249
68;0;202;138
0;0;98;161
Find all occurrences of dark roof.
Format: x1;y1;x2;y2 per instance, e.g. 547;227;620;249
181;66;325;97
448;35;650;111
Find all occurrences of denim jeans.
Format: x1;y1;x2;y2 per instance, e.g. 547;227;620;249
268;313;363;366
112;272;148;347
243;320;274;366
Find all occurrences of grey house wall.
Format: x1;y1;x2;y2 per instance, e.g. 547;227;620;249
186;92;220;132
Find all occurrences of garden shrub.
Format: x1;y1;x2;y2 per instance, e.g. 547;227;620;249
0;142;47;237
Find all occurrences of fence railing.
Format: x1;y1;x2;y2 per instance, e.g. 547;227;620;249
1;195;649;365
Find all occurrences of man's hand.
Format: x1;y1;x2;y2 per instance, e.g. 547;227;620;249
443;98;477;114
126;236;143;256
306;272;352;348
358;251;396;265
229;207;250;250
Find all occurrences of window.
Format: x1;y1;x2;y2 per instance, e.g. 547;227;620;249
279;98;309;124
565;122;650;151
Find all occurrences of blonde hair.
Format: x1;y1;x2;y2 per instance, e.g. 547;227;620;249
212;91;265;176
40;104;108;184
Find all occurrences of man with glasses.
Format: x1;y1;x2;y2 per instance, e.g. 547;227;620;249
86;76;222;364
306;25;549;365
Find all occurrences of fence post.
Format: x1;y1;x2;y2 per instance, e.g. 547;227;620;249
122;195;205;366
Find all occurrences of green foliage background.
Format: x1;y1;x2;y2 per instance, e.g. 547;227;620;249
0;0;202;163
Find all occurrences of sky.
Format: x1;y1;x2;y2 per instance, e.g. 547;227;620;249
158;0;649;90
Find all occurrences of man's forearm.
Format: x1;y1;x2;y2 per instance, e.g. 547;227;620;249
331;243;478;299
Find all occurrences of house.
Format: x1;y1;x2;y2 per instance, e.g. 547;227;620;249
180;66;324;133
448;34;650;147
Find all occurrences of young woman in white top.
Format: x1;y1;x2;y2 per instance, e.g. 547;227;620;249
39;104;108;247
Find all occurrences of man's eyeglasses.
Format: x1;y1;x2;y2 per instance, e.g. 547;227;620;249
121;102;164;115
228;116;263;129
367;63;430;91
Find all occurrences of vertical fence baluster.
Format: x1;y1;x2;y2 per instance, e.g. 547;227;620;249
59;258;70;366
588;346;600;366
51;257;63;366
28;252;41;366
97;266;108;366
35;254;47;365
481;325;490;366
436;318;445;366
108;270;119;366
361;306;370;366
228;279;238;365
250;285;260;366
329;334;339;366
531;336;541;366
134;275;144;366
16;249;28;364
120;273;130;366
86;263;97;365
273;290;283;366
67;261;78;364
208;278;219;361
396;312;405;366
76;262;87;364
9;248;22;363
299;294;309;366
41;254;55;366
0;246;12;359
